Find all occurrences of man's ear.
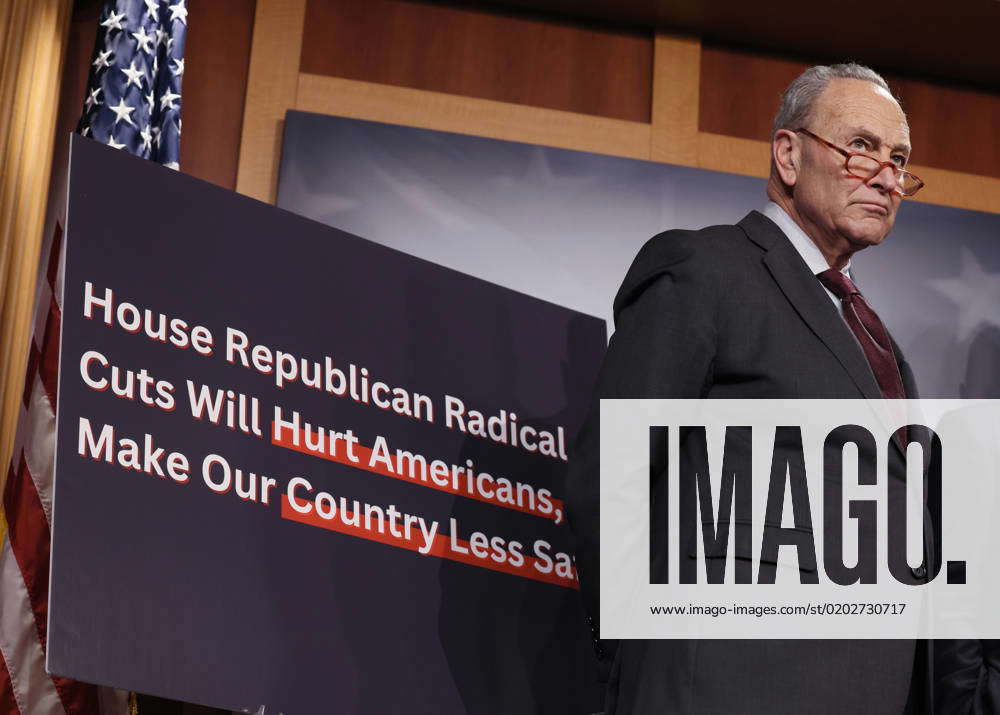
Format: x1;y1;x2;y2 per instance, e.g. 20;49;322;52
772;129;799;186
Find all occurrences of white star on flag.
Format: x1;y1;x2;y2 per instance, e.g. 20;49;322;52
160;89;181;110
132;26;155;54
140;125;153;152
84;87;102;111
144;0;160;21
930;247;1000;341
109;97;136;127
100;10;125;32
172;58;184;76
121;60;145;90
145;91;155;114
107;134;126;150
168;1;188;24
92;49;113;71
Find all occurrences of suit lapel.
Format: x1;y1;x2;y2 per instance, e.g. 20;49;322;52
892;337;919;400
740;210;914;469
738;211;884;402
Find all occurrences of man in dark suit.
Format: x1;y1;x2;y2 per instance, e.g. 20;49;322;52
566;63;934;714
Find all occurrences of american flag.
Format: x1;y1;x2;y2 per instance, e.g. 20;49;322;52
77;0;187;166
0;1;186;712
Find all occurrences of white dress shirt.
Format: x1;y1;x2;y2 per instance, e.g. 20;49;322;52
761;201;851;316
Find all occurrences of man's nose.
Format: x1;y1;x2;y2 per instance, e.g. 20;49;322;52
867;163;900;194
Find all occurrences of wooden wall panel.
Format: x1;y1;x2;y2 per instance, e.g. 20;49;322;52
890;76;1000;180
650;34;699;166
296;72;651;159
181;0;257;190
300;0;653;123
236;0;306;203
698;43;1000;181
698;44;804;143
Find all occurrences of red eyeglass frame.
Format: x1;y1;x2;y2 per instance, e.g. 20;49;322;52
794;128;925;197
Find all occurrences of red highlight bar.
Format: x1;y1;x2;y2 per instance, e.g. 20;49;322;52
272;424;564;522
280;496;578;590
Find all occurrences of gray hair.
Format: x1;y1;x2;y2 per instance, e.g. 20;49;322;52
772;63;897;137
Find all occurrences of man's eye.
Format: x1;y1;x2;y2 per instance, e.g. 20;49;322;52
851;138;870;150
892;156;907;167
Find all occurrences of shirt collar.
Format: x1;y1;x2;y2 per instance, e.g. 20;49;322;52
761;201;851;277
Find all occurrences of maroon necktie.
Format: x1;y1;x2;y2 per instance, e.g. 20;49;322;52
817;268;907;401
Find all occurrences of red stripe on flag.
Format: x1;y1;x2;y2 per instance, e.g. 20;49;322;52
4;225;103;714
22;344;40;410
51;673;100;715
3;457;52;648
0;650;22;715
46;224;62;292
39;300;61;409
4;458;103;714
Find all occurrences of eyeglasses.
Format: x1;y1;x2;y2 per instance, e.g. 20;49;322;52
795;128;925;197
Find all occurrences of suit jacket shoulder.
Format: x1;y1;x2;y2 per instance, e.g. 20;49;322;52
613;222;756;325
